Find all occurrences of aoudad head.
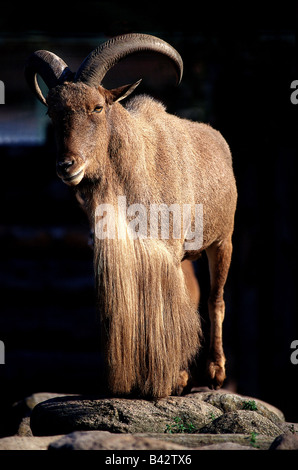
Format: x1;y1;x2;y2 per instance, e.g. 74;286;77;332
25;34;183;187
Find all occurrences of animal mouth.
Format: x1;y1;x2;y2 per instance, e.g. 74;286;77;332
61;168;85;185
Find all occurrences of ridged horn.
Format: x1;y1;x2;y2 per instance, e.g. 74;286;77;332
25;50;74;106
75;33;183;87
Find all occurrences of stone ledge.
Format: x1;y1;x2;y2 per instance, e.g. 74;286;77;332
30;390;285;437
0;431;271;450
1;390;297;450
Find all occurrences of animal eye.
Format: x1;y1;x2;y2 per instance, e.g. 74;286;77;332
93;105;103;113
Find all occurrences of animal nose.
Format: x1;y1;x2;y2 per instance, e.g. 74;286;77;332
57;159;74;171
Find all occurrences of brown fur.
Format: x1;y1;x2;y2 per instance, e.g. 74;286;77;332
46;82;237;397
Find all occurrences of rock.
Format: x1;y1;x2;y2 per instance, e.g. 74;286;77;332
189;390;285;427
48;431;189;450
0;430;274;450
135;432;273;450
270;431;298;450
18;389;292;450
12;392;76;436
0;435;63;450
24;392;74;411
48;430;268;451
198;442;257;450
17;417;32;437
199;410;282;438
30;390;286;440
30;394;222;436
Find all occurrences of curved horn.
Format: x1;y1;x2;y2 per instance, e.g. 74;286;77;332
25;50;74;106
75;33;183;87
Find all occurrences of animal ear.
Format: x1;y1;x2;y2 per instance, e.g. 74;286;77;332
108;79;142;103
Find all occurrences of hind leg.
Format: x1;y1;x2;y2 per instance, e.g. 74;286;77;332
181;259;200;307
206;236;233;389
176;370;190;395
176;260;200;394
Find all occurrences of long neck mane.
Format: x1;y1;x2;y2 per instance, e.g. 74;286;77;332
82;102;201;398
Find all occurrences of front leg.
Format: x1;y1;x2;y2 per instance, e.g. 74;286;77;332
206;236;233;389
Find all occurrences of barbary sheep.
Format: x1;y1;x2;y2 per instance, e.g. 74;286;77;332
25;33;237;398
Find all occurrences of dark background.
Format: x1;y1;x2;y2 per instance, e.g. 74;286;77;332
0;2;297;436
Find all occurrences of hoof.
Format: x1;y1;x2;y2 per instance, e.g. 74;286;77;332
175;370;189;395
206;360;226;390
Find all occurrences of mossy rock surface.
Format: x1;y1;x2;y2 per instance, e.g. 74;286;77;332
30;394;222;436
1;390;295;450
199;410;282;437
190;390;285;427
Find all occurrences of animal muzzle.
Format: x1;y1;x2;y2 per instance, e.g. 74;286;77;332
56;156;85;186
